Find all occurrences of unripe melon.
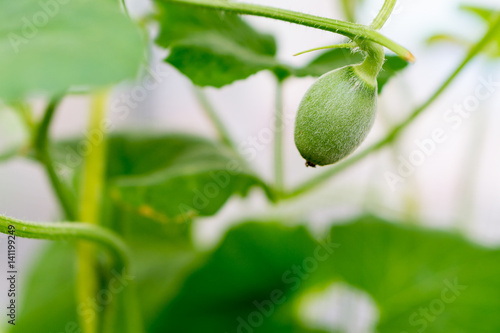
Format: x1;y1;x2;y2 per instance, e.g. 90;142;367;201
294;64;378;166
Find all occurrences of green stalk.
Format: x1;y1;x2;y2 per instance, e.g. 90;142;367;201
194;87;238;152
294;43;355;57
340;0;356;22
287;14;500;198
0;147;22;162
0;214;130;270
371;0;397;30
274;79;285;194
34;97;77;221
160;0;414;61
77;91;108;333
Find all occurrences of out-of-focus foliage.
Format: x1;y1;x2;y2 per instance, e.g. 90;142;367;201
329;216;500;333
0;0;144;102
428;5;500;58
155;2;287;87
53;132;272;225
10;243;78;333
149;222;327;333
12;216;490;333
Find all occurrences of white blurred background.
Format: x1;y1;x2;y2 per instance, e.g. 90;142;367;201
0;0;499;331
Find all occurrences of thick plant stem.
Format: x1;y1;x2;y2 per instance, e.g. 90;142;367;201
77;91;109;333
194;87;238;152
160;0;414;61
274;79;285;194
287;15;500;198
371;0;397;30
34;97;77;221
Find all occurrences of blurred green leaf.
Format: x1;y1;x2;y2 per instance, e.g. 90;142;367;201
10;229;199;333
376;55;409;94
0;0;144;102
53;132;272;226
295;48;408;93
106;133;271;224
461;5;498;22
152;216;500;333
10;242;79;333
428;6;500;59
328;216;500;333
149;221;329;333
154;2;288;87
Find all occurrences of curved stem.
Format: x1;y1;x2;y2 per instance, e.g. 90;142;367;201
354;42;385;87
160;0;414;61
371;0;397;30
194;87;238;152
294;43;355;57
274;79;285;194
0;214;130;270
120;0;131;17
286;14;500;198
34;97;77;221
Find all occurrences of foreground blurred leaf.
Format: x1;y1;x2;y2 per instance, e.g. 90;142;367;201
0;0;144;102
10;242;78;333
149;221;329;333
152;216;500;333
154;2;287;87
295;48;408;93
10;229;199;332
328;216;500;333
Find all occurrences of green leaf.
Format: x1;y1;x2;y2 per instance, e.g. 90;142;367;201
10;242;79;333
106;133;271;224
295;48;408;93
0;0;144;102
154;2;287;87
53;132;271;225
148;221;329;333
328;216;500;333
375;55;409;93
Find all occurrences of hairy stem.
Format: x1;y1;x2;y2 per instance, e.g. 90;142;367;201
34;97;77;221
0;214;130;270
77;91;109;333
160;0;414;61
274;79;285;194
294;43;355;57
287;15;500;198
371;0;397;30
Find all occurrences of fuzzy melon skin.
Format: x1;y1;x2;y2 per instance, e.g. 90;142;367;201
294;65;377;166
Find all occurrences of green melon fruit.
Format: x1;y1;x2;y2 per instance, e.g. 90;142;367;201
294;44;384;167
